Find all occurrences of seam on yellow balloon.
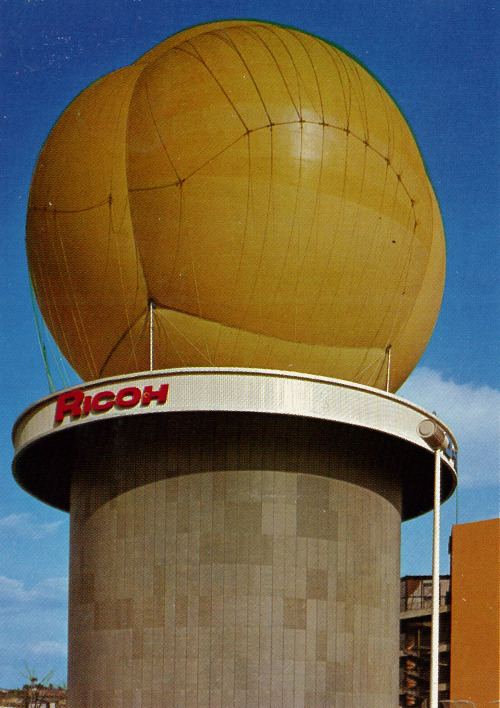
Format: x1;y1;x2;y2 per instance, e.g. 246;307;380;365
98;306;149;377
142;77;183;185
174;41;249;133
231;25;302;120
213;29;273;126
157;310;216;366
108;192;142;376
51;208;99;378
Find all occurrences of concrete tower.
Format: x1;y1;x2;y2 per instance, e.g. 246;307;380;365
14;21;457;707
13;370;457;706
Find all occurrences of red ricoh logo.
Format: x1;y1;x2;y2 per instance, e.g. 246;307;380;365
54;384;169;423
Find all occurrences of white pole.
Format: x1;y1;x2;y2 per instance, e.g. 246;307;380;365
430;449;442;708
385;346;392;393
149;301;154;372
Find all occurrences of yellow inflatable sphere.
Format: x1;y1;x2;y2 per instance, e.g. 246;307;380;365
26;20;445;391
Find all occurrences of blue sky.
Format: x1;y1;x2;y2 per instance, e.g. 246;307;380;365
0;0;498;688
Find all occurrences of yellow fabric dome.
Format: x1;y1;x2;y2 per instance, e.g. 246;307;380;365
26;20;445;390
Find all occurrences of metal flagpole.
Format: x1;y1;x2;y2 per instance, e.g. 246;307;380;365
430;448;442;708
385;345;392;393
149;301;154;372
417;419;448;708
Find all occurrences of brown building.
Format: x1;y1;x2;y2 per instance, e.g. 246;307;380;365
450;518;500;707
400;518;500;708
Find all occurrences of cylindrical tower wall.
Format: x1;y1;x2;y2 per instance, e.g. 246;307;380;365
68;412;401;707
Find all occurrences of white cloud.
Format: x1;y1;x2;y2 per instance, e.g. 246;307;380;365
0;576;68;688
0;575;26;603
28;641;67;658
0;575;68;611
0;513;63;541
399;367;500;488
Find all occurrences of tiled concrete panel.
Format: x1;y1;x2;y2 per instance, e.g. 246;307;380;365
68;411;401;707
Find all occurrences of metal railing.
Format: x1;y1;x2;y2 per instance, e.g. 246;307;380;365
401;592;450;613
